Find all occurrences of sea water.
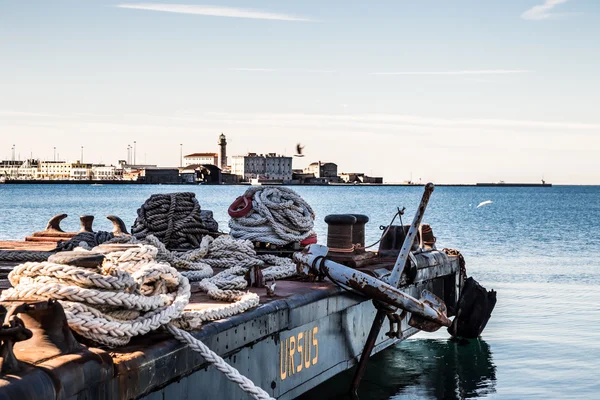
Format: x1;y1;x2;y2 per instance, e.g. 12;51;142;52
1;184;599;399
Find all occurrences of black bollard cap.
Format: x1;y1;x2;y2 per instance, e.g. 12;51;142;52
349;214;369;224
324;214;357;225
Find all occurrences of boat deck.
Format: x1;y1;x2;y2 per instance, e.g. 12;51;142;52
0;241;460;400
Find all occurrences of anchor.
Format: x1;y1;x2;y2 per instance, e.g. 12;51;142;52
293;183;496;398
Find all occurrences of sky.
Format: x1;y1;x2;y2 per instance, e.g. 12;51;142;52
1;0;599;184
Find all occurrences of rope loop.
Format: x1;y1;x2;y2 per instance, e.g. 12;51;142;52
229;187;316;245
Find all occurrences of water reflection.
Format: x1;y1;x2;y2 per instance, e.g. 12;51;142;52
300;338;496;400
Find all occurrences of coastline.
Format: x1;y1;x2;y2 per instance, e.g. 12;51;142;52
1;180;553;187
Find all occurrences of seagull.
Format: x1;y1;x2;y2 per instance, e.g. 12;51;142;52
295;143;305;157
477;200;493;208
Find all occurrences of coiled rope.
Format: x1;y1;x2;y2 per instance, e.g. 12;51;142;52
0;250;54;262
56;231;116;251
131;192;216;249
229;187;316;245
1;237;297;400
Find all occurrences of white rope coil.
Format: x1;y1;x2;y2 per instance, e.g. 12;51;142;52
1;237;297;399
229;187;316;245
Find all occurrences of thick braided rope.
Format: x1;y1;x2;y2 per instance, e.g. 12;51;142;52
1;244;275;399
167;325;273;400
131;192;211;249
229;187;316;245
55;231;115;251
0;250;54;262
2;248;189;346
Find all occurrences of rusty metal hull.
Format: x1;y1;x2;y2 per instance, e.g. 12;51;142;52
0;253;459;400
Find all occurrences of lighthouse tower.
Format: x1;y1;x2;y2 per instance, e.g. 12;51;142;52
218;133;227;170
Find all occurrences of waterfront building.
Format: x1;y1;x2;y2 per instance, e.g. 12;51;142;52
304;162;339;179
179;164;223;184
338;172;383;184
39;161;71;180
142;168;181;184
70;162;93;180
16;159;40;180
231;153;292;182
0;160;24;179
92;165;119;180
183;153;219;167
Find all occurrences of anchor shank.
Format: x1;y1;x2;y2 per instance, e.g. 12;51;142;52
387;182;434;288
295;246;452;328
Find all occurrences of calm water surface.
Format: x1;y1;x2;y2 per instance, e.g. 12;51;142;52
1;184;599;399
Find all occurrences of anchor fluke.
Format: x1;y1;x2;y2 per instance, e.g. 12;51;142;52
45;214;67;233
107;215;129;235
408;290;449;333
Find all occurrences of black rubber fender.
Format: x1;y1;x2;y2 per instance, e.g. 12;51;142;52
448;277;497;339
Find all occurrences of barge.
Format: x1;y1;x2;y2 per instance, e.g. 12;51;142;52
0;184;496;399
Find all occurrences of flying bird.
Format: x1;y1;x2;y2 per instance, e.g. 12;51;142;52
477;200;493;208
295;143;305;157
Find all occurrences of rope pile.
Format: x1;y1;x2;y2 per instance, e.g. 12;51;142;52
131;192;217;249
1;240;283;400
0;189;314;399
229;187;316;245
55;231;115;251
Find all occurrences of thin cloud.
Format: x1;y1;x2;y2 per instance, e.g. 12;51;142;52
369;70;531;76
116;3;314;22
228;68;276;72
521;0;570;20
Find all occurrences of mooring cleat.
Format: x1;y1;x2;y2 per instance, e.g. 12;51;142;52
107;215;130;235
45;214;68;233
448;277;497;339
79;215;94;233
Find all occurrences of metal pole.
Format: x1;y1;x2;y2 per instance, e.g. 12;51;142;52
387;182;434;287
134;141;137;165
11;144;15;162
81;146;84;163
53;147;56;162
348;183;435;398
180;143;182;167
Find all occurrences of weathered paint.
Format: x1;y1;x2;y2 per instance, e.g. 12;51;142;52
295;245;454;328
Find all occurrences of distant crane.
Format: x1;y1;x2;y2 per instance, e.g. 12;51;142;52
295;143;305;157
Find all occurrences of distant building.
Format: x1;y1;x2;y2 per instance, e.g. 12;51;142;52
0;160;38;179
142;168;181;184
70;162;93;180
17;159;40;179
231;153;292;182
338;172;383;184
183;153;219;167
39;161;71;180
179;164;223;184
304;162;339;179
92;165;119;180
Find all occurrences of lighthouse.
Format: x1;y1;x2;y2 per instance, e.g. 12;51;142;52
218;133;227;170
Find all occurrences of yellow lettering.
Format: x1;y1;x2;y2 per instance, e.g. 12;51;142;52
279;338;288;380
304;330;311;369
296;332;304;373
312;326;319;365
288;336;296;375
